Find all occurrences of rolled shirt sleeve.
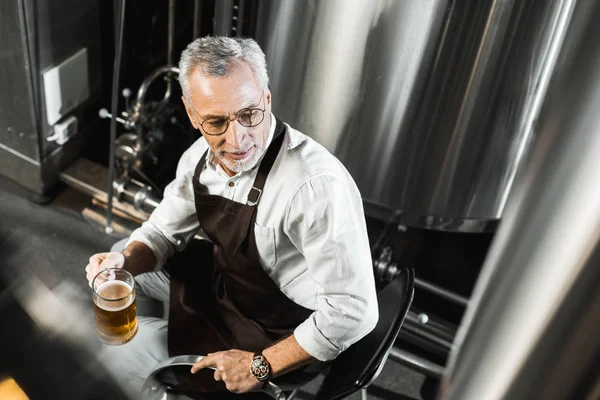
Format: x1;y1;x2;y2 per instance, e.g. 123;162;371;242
126;142;202;270
285;174;379;361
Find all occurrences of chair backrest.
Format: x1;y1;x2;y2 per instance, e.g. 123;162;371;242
314;268;415;400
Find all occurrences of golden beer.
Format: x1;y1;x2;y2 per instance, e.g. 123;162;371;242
92;269;138;345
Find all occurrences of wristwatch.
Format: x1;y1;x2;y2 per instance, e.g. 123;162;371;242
250;352;271;382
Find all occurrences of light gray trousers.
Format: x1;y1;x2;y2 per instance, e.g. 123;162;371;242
98;238;175;398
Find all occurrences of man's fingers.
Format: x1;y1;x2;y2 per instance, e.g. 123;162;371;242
86;252;125;287
191;354;217;374
213;369;222;381
85;263;92;288
88;253;108;267
99;253;125;270
85;263;95;287
86;254;105;284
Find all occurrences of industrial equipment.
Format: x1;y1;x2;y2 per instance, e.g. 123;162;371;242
2;1;594;398
214;0;576;383
0;0;102;199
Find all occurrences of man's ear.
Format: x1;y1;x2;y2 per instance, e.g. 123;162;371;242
265;89;272;106
181;96;199;129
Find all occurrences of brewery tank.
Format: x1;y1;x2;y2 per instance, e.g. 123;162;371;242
215;0;573;233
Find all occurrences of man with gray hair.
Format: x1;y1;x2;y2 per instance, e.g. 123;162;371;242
86;36;377;398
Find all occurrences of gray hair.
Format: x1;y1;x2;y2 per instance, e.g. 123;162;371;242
178;36;269;100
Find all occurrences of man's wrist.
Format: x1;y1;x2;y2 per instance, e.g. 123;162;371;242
260;334;315;379
121;241;156;276
120;252;129;270
250;352;272;382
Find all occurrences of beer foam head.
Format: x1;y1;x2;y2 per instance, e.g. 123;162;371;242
95;280;134;311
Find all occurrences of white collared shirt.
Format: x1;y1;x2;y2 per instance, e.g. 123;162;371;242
127;115;378;361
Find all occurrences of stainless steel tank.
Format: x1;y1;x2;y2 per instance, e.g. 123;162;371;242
217;0;575;232
440;0;600;397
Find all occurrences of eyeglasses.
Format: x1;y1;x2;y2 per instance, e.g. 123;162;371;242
190;92;266;136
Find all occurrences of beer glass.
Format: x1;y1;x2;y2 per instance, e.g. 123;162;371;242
92;268;138;345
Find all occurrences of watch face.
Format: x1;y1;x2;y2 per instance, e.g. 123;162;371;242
251;356;270;380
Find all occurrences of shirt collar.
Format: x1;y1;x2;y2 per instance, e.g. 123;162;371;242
207;112;276;177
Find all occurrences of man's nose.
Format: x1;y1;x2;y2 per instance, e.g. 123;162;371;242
224;120;246;148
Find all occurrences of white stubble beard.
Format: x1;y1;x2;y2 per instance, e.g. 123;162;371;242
216;144;264;174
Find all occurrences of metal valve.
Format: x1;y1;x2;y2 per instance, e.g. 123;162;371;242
99;108;135;129
122;88;132;110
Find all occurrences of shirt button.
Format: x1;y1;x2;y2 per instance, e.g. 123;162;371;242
228;181;235;187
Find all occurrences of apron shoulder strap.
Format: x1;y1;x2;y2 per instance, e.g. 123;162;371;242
192;148;210;188
247;117;286;206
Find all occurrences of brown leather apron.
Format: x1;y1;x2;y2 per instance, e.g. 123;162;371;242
167;118;313;398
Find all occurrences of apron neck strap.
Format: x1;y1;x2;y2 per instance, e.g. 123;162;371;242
193;116;286;207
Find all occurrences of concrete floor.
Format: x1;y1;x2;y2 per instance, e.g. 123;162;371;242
0;175;427;400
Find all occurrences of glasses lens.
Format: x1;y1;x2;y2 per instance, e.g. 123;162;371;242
238;109;264;127
202;118;228;135
200;108;265;135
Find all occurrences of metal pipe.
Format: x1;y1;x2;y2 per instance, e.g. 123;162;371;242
126;4;179;154
388;347;445;378
158;77;174;110
398;330;449;357
402;322;453;352
406;311;457;338
160;0;176;121
400;310;457;356
415;278;469;306
131;66;179;114
360;388;368;400
128;65;180;154
113;178;160;213
167;0;175;66
106;0;127;234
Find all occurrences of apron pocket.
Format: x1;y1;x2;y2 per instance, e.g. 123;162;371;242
254;223;277;268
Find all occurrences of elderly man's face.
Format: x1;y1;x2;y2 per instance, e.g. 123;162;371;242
182;61;272;177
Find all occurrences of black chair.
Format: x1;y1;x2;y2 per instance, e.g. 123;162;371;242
142;268;415;400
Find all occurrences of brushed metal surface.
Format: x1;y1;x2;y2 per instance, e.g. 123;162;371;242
441;0;600;398
22;0;102;159
0;0;39;160
245;0;573;229
0;147;43;194
0;0;101;193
